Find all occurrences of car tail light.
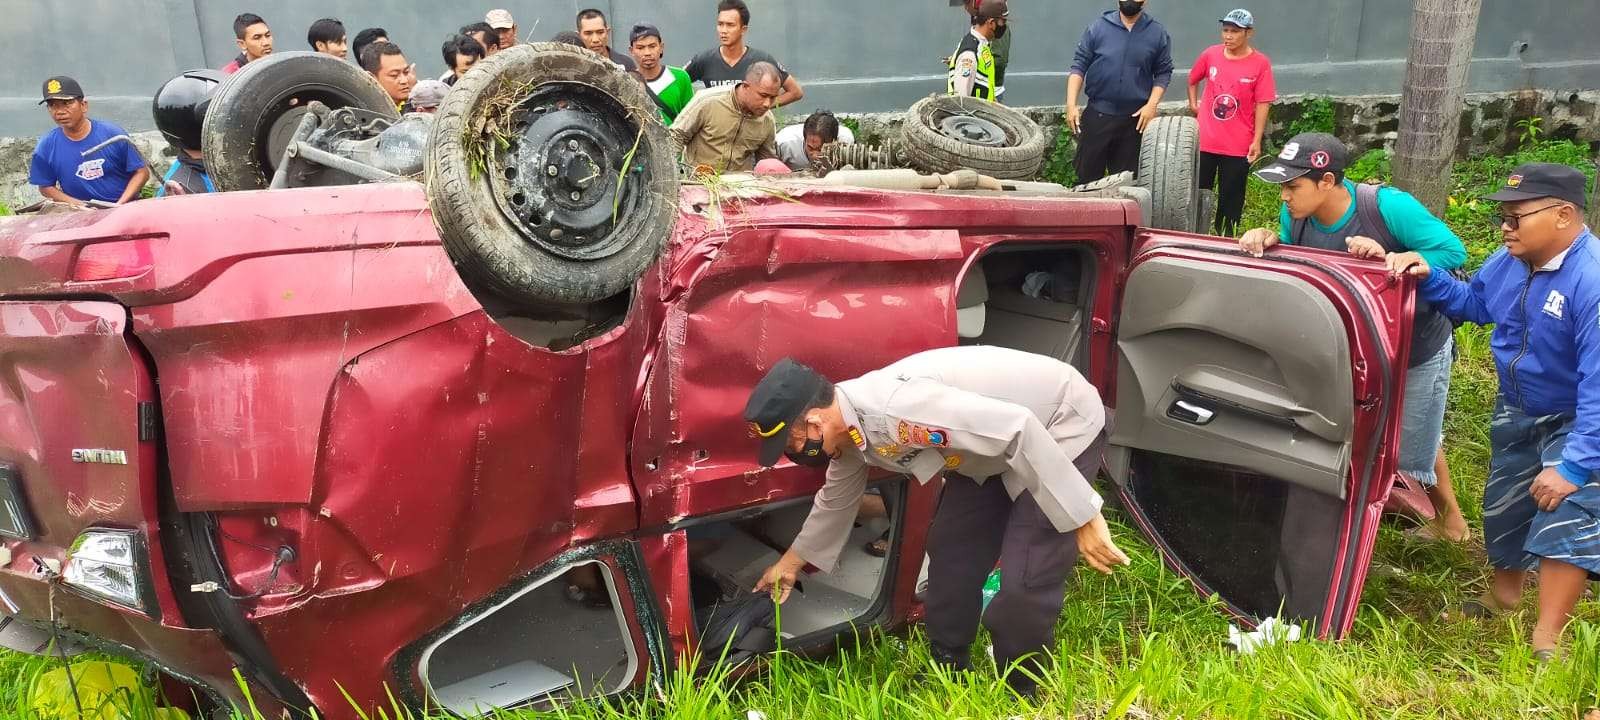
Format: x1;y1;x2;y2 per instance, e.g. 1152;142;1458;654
71;240;156;282
63;529;151;615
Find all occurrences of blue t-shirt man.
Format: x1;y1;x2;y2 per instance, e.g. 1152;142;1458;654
29;76;147;204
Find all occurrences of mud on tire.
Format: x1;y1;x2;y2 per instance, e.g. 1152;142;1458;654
426;43;678;308
1135;116;1200;232
899;95;1049;180
202;51;397;191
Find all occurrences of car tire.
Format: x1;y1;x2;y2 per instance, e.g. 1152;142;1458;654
1195;188;1217;236
425;43;678;308
1135;116;1200;232
202;51;398;191
899;95;1049;180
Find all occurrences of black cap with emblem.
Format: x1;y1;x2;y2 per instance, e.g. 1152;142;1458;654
1483;162;1589;209
1253;132;1349;185
743;358;827;467
38;76;85;105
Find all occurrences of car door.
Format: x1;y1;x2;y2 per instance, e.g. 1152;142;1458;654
1103;230;1412;639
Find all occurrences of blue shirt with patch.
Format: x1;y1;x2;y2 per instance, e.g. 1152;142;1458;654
28;119;146;203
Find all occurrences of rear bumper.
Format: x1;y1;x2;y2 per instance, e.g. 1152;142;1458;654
0;569;285;715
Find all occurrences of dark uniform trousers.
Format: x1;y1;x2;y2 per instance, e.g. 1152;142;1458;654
923;430;1106;684
1073;108;1142;184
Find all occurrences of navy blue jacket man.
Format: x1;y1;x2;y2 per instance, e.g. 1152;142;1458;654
1064;1;1173;183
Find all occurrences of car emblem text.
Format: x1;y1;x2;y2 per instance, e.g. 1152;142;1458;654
71;449;128;465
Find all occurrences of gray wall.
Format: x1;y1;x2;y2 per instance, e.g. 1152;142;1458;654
0;0;1597;137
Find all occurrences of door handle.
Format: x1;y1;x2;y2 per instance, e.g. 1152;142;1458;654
1167;399;1215;425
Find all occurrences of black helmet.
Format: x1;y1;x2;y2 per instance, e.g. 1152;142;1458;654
152;69;225;153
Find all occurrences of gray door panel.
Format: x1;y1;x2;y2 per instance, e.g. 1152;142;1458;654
1108;257;1355;499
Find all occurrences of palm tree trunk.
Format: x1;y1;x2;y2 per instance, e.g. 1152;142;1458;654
1392;0;1483;217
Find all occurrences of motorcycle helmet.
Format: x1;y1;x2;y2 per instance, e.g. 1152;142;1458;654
152;69;225;153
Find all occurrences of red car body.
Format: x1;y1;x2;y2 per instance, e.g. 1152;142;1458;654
0;181;1414;717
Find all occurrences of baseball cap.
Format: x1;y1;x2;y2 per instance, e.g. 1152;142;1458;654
1483;162;1589;209
485;9;515;29
1221;9;1255;28
39;76;84;104
408;80;449;110
976;0;1009;19
1253;133;1349;184
629;23;662;45
743;358;828;467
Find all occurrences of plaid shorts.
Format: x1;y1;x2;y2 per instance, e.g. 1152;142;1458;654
1484;401;1600;578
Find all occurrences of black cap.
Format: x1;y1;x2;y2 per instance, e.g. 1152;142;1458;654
629;23;661;45
975;0;1009;19
39;76;84;104
1483;162;1589;209
743;358;827;467
1254;132;1349;184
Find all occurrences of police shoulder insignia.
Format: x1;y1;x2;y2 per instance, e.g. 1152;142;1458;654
897;420;950;448
847;426;866;449
943;454;962;470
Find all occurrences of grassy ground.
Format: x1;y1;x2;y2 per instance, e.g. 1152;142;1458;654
2;145;1598;719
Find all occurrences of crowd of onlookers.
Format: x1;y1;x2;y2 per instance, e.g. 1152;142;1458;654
20;1;1600;663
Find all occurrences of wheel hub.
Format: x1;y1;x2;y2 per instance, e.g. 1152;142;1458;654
488;83;647;261
936;114;1008;147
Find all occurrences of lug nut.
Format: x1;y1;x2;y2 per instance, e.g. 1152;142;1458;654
570;191;582;201
550;229;565;239
567;140;580;150
547;165;558;176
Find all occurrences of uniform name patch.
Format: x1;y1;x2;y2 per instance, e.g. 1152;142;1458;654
848;426;865;449
897;421;949;448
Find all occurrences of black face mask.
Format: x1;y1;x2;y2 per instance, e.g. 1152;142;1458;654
992;22;1008;39
1119;1;1143;18
786;437;831;467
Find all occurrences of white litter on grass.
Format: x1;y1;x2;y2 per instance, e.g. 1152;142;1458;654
1227;616;1303;654
747;711;768;720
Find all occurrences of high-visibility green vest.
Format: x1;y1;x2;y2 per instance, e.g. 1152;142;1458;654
947;32;996;101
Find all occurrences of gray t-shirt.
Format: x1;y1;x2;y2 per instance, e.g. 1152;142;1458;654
684;46;790;90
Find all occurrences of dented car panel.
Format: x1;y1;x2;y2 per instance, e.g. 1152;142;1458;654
0;178;1410;718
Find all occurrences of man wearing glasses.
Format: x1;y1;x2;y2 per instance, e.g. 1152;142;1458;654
1388;163;1600;661
1239;132;1472;547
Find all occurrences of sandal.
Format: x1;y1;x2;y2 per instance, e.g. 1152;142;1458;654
1532;647;1561;663
863;529;891;558
1405;523;1470;544
1460;596;1515;619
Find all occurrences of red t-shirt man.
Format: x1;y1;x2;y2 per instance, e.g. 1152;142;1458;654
1186;9;1276;236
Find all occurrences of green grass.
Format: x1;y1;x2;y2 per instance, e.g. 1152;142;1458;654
3;144;1599;720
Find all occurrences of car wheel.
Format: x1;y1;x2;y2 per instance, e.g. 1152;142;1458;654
1195;188;1217;236
425;43;678;308
1135;116;1200;232
899;95;1049;180
201;51;398;191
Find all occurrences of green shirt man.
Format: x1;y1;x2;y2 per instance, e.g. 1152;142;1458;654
628;23;695;123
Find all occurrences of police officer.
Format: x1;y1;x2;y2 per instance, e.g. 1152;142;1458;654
744;346;1130;695
948;0;1007;101
151;70;223;196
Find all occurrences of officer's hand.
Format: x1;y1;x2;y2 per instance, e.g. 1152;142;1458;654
1065;104;1082;134
1132;102;1159;133
1345;235;1386;260
1385;251;1431;279
1530;466;1581;512
1075;512;1131;574
753;551;806;604
1239;228;1279;257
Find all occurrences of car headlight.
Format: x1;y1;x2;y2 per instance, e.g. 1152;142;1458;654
63;529;151;615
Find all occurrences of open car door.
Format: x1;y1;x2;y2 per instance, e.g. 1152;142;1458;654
1104;231;1413;639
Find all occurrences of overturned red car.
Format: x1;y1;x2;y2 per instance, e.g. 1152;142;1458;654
0;47;1417;718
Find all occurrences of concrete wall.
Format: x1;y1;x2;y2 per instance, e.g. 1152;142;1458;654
0;0;1597;137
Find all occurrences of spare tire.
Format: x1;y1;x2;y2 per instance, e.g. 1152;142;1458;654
899;95;1048;180
1135;116;1200;232
202;51;398;191
426;43;678;308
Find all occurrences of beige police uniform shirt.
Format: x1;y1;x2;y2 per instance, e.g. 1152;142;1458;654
667;85;778;172
789;346;1107;572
